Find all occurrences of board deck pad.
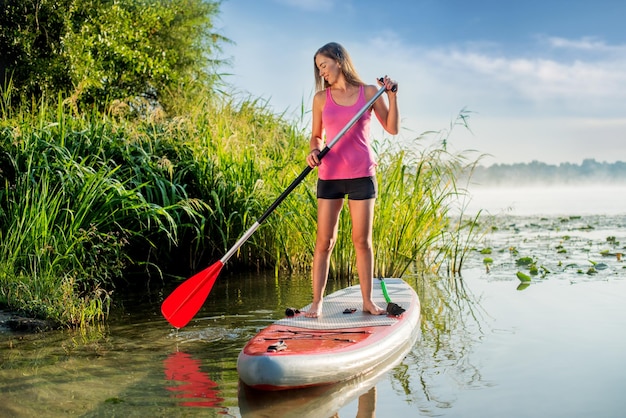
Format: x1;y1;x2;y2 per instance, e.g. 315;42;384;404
275;279;412;330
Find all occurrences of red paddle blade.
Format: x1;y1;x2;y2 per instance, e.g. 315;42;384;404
161;261;224;328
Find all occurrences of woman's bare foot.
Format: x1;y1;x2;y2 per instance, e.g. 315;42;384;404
305;301;323;318
363;301;387;315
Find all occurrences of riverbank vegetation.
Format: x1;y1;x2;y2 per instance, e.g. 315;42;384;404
0;0;482;327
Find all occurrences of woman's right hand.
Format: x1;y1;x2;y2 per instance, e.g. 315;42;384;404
307;149;321;168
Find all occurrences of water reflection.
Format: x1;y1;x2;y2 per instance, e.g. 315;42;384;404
163;351;225;408
239;382;377;418
394;274;491;415
0;271;488;417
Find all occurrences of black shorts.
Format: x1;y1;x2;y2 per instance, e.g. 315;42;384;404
316;176;377;200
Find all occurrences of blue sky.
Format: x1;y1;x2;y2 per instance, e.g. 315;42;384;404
217;0;626;166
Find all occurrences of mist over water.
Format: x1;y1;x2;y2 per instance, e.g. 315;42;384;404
463;184;626;216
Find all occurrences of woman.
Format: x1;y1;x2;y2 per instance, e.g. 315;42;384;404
305;42;399;318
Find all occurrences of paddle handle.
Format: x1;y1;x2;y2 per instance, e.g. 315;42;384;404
221;82;390;265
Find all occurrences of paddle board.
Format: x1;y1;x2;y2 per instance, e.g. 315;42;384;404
237;278;420;390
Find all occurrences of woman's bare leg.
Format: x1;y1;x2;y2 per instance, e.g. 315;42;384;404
348;198;386;315
305;198;344;318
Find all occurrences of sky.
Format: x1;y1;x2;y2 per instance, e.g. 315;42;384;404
215;0;626;166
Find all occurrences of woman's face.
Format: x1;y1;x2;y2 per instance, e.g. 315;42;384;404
315;53;341;85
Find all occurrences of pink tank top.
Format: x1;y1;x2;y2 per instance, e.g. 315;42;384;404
318;85;377;180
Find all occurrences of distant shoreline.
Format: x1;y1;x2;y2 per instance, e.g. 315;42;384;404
466;159;626;186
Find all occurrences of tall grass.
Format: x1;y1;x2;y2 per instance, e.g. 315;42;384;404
0;84;483;326
373;144;453;278
0;98;203;324
0;158;126;325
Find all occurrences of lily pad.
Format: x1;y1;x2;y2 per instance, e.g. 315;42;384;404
516;257;534;266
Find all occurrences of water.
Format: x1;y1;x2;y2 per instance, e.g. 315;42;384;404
1;186;626;417
463;184;626;216
450;278;626;417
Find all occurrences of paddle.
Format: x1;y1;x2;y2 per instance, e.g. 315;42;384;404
161;80;394;328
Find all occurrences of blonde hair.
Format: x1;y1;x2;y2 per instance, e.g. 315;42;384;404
314;42;364;92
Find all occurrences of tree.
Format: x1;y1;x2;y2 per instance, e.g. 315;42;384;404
1;0;228;109
0;0;74;98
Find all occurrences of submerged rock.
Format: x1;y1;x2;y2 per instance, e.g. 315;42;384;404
0;311;60;333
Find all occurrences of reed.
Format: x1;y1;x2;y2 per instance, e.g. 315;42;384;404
373;144;451;277
0;164;123;325
0;98;200;324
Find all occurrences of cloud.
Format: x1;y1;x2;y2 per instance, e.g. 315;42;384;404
392;37;626;118
448;51;619;92
544;36;626;54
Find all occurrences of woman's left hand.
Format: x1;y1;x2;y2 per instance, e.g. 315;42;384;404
378;76;398;94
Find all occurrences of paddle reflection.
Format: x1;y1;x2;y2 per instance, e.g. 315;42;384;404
163;351;225;408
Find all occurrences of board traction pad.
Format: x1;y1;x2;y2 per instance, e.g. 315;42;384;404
275;279;413;330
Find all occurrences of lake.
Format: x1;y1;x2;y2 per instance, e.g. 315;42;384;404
463;184;626;216
1;185;625;417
